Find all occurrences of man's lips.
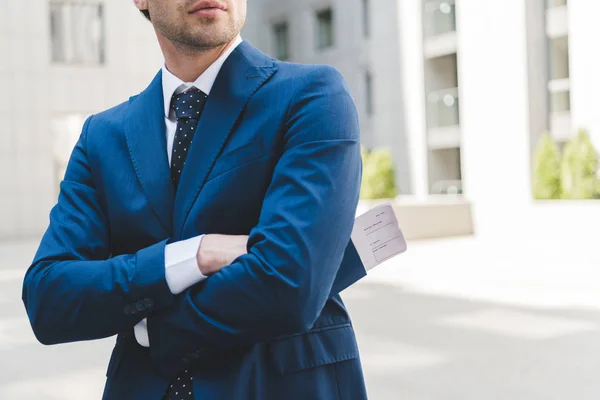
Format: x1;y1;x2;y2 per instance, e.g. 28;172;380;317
190;8;225;17
189;1;227;14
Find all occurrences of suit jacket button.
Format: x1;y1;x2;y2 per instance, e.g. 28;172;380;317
142;298;154;309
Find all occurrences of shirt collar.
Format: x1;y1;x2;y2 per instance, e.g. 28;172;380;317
161;35;243;118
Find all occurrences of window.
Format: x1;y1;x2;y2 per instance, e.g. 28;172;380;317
362;0;370;38
365;71;374;116
272;22;289;61
550;90;570;113
50;2;105;65
547;34;570;117
316;8;334;50
423;1;456;37
549;36;569;80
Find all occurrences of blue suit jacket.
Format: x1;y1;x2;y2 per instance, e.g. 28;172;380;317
22;41;368;399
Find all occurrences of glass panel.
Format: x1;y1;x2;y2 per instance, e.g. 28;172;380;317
427;87;460;128
428;148;462;195
549;36;569;80
424;1;456;37
550;90;570;113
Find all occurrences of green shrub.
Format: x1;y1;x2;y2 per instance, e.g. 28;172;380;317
532;132;562;199
360;146;397;199
560;129;600;199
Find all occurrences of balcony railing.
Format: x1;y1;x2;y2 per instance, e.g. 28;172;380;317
424;1;456;38
427;87;460;129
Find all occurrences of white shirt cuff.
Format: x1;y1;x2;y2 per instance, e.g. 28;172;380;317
164;234;207;295
134;319;149;347
133;235;207;348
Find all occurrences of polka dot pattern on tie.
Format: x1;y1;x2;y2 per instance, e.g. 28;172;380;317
169;87;208;190
163;369;195;400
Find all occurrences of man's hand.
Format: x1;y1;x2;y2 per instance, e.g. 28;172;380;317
196;234;249;276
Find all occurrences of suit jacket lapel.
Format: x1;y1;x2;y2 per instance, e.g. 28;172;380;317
174;41;277;238
125;71;174;233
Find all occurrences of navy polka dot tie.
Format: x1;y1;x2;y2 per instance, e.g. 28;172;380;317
163;88;207;400
163;368;195;400
170;87;208;191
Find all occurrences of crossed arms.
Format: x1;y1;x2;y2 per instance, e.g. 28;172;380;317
21;66;362;378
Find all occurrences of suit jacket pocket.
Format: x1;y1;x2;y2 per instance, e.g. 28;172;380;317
206;138;265;182
267;324;359;375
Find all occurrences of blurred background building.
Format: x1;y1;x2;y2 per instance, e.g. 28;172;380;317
3;2;600;399
1;0;599;241
1;0;164;238
244;0;600;240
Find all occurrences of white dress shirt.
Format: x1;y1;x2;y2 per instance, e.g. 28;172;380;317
134;35;243;347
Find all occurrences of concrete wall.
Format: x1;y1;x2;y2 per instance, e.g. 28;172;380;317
0;0;163;239
397;0;428;199
524;0;550;155
1;0;55;239
3;0;599;240
568;0;600;148
358;197;474;240
456;0;533;238
370;0;412;196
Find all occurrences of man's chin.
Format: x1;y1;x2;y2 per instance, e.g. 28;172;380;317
186;31;236;49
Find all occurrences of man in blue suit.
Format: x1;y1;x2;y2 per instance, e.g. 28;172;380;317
22;0;370;398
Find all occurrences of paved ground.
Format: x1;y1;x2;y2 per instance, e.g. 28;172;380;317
1;236;600;399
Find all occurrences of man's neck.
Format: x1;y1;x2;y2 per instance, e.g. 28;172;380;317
159;35;236;83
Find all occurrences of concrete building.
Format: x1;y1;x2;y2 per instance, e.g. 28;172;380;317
1;0;163;239
245;0;600;239
244;0;414;195
1;0;599;240
453;0;600;238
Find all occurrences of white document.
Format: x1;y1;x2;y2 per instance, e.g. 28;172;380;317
351;202;407;271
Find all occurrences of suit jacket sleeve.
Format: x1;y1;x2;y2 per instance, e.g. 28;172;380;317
21;116;175;345
147;66;363;377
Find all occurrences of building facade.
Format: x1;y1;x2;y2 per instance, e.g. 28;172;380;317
1;0;163;239
246;0;600;238
244;0;414;195
1;0;599;239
